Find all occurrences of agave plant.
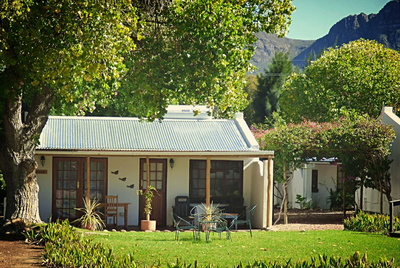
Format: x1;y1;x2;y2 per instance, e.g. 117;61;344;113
198;202;224;222
73;198;105;231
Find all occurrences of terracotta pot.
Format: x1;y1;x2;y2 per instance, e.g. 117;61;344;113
141;220;156;231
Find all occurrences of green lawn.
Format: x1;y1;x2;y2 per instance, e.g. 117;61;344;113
88;230;400;267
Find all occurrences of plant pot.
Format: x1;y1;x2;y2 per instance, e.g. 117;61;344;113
141;220;156;231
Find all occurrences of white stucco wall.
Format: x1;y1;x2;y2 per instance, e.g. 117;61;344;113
35;155;53;222
361;107;400;216
285;163;337;210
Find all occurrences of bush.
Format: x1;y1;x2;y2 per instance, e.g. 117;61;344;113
344;210;400;235
24;219;138;268
327;189;355;210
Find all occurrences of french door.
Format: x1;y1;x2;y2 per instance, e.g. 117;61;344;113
139;158;167;226
52;157;107;221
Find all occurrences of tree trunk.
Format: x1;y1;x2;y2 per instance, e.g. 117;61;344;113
359;181;363;211
3;159;42;223
343;183;346;219
282;181;288;224
0;87;54;223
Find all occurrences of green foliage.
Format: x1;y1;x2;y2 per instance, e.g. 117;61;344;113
252;51;294;125
165;253;395;268
0;0;138;115
344;210;400;235
89;0;295;119
280;39;400;123
253;113;395;200
295;194;310;209
137;185;157;221
0;172;5;199
243;74;259;125
24;219;139;267
327;189;355;210
73;198;105;231
197;202;225;222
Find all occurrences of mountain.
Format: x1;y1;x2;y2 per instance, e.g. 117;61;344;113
250;32;314;73
292;0;400;68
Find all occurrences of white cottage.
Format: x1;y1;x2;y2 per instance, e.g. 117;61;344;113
358;107;400;216
35;106;274;229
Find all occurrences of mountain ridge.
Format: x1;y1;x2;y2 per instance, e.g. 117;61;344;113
250;0;400;72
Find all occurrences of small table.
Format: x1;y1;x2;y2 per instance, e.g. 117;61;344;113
100;202;131;230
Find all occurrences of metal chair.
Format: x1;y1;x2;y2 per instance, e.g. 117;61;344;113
105;195;118;229
171;212;198;241
209;218;236;241
236;204;257;237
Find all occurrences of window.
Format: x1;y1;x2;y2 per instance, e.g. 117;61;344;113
312;170;318;193
190;160;243;201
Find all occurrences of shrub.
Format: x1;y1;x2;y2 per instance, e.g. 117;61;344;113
344;210;400;235
24;219;138;268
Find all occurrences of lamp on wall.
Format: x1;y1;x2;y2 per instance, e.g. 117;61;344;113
169;158;175;169
40;156;46;167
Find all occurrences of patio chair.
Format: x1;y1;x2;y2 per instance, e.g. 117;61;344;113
104;195;118;229
236;204;256;237
171;212;198;241
209;218;236;242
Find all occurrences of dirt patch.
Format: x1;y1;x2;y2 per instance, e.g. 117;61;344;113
0;235;43;268
270;208;354;231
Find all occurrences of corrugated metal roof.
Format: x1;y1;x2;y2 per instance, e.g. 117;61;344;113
37;116;259;152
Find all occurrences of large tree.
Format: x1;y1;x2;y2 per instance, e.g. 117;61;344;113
280;39;400;123
252;50;293;125
0;0;295;223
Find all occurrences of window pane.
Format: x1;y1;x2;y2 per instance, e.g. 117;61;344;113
90;161;97;171
156;181;162;189
150;172;156;180
199;161;206;169
199;170;206;179
150;163;156;171
156;172;162;181
192;170;198;179
199;179;206;188
71;162;78;171
64;161;70;170
157;163;163;171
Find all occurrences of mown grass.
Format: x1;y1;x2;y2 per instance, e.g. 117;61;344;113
88;230;400;267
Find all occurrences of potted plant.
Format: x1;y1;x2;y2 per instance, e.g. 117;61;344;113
73;198;105;231
198;202;224;231
137;185;157;231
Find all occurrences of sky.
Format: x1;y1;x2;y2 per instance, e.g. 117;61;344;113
286;0;392;40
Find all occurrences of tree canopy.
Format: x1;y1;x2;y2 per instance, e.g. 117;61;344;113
253;113;395;222
279;39;400;123
251;51;293;125
0;0;295;223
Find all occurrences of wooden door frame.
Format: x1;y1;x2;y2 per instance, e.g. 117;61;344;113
139;158;167;226
52;157;108;221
